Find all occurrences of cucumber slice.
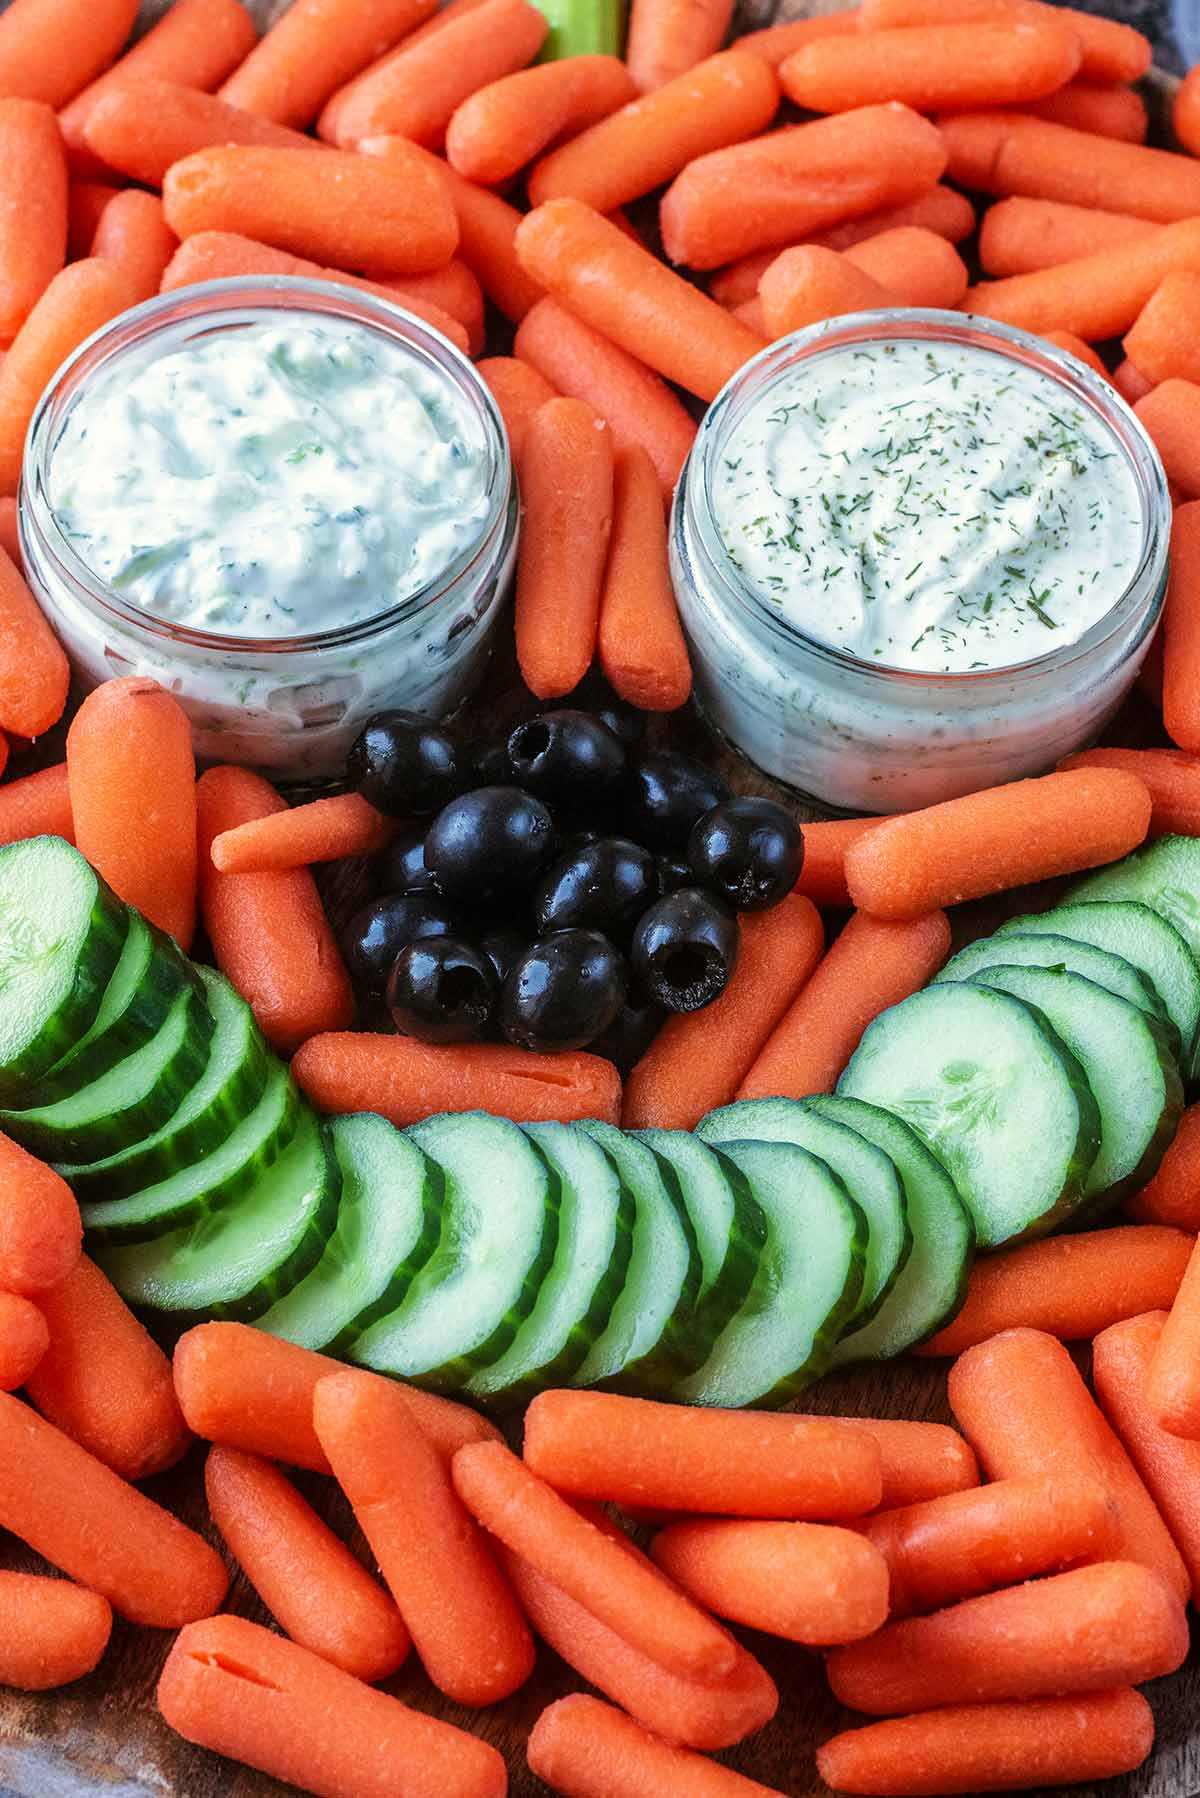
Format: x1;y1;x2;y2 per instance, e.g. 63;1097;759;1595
571;1119;706;1395
675;1139;865;1408
999;901;1200;1079
97;1105;339;1323
935;930;1176;1048
62;970;274;1205
970;965;1183;1209
0;980;214;1161
632;1130;767;1348
258;1113;443;1353
0;836;128;1100
839;984;1102;1247
80;1060;301;1244
804;1094;974;1360
467;1123;635;1406
351;1111;559;1393
697;1098;908;1332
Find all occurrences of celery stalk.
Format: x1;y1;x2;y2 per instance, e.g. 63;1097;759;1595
532;0;627;59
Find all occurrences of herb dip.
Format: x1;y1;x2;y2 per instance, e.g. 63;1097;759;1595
711;337;1142;674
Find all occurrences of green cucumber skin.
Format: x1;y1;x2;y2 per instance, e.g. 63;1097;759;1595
209;1128;343;1325
326;1153;446;1354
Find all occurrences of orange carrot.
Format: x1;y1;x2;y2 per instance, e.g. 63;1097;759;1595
0;258;138;497
0;1570;111;1690
452;1438;734;1681
842;225;967;307
623;894;824;1129
514;297;696;502
317;0;548;148
173;1321;502;1475
967;217;1200;340
0;1290;47;1390
859;1473;1117;1617
90;190;176;300
515;396;614;699
844;767;1152;919
1041;329;1107;376
1059;746;1200;836
60;0;259;176
0;494;17;566
163;143;458;278
83;80;315;188
67;676;196;949
791;817;880;909
1138;386;1200;504
1163;500;1200;748
0;0;137;109
196;765;353;1055
313;1372;533;1706
1125;270;1200;385
386;258;485;354
218;0;436;129
738;909;950;1100
158;1614;507;1798
661;102;948;269
736;11;861;67
0;547;68;737
818;1690;1155;1797
1175;62;1200;158
806;1413;979;1508
528;49;778;215
0;100;66;344
1115;355;1154;402
517;198;763;401
448;55;636;187
1145;1233;1200;1437
523;1389;883;1516
943;111;1200;223
978;196;1158;278
1023;78;1147;142
626;0;736;91
652;1519;890;1645
24;1253;189;1480
211;793;393;876
1128;1102;1200;1228
0;763;72;844
758;244;893;337
205;1445;410;1683
476;355;557;460
598;445;691;712
404;0;495;46
529;1695;788;1798
948;1326;1190;1601
66;180;117;258
0;1389;227;1626
920;1225;1194;1356
0;1130;80;1296
864;0;1150;79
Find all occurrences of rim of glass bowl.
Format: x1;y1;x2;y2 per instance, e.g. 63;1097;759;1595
21;275;515;657
680;306;1170;689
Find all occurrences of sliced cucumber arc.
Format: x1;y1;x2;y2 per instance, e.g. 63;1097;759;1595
351;1111;559;1393
467;1122;635;1406
839;983;1102;1248
935;930;1175;1049
674;1138;865;1409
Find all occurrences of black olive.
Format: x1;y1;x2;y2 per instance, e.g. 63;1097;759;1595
341;891;463;993
499;929;628;1053
347;712;466;817
624;751;731;853
507;710;627;804
374;825;439;896
534;837;658;942
424;786;557;902
688;797;804;911
386;936;497;1044
656;853;694;897
631;888;739;1012
478;925;528;987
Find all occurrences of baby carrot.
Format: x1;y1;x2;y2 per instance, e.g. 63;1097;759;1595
67;677;197;950
173;1321;502;1474
388;258;485;354
818;1690;1155;1797
1138;387;1200;504
942;111;1200;223
211;794;393;876
1061;746;1200;830
523;1389;883;1516
842;226;967;308
0;1130;80;1296
452;1438;735;1680
0;494;17;566
477;355;557;460
293;1031;621;1127
313;1372;534;1706
844;767;1152;919
529;1694;788;1798
159;1614;507;1798
1024;78;1148;142
736;11;861;67
978;196;1157;279
0;257;139;497
948;1326;1190;1601
218;0;436;128
652;1519;890;1645
1127;1102;1200;1228
24;1254;190;1480
661;102;948;270
0;546;68;737
864;0;1150;79
970;218;1200;340
164;143;458;278
623;894;824;1129
1126;270;1200;385
0;100;66;344
801;1413;980;1508
1146;1233;1200;1437
1041;330;1109;377
0;1571;111;1690
196;765;354;1055
515;396;614;699
205;1446;410;1682
514;298;696;502
0;763;74;851
919;1225;1195;1356
90;190;177;301
448;55;636;187
66;181;117;259
60;0;258;175
1175;61;1200;157
738;909;950;1100
0;1290;46;1389
1116;355;1155;402
0;1389;227;1626
0;0;137;109
759;244;893;338
83;81;315;189
626;0;736;91
1163;501;1200;749
404;0;495;46
791;817;879;909
527;49;779;216
317;0;548;148
859;1473;1117;1617
598;445;692;712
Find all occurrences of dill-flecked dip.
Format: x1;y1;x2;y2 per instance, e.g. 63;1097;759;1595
711;337;1143;674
